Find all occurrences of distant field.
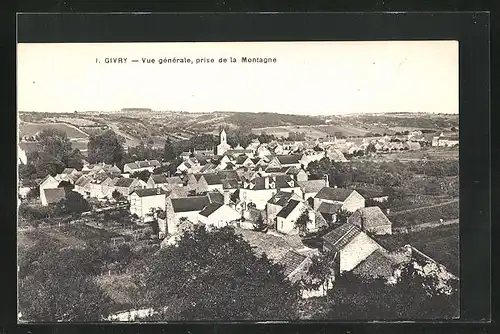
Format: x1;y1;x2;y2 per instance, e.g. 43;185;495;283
366;147;459;162
375;224;459;275
19;123;89;139
388;200;459;228
252;123;393;139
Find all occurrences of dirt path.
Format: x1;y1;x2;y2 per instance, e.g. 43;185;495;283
390;199;459;215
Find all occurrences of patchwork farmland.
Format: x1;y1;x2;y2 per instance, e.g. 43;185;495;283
19;122;89;139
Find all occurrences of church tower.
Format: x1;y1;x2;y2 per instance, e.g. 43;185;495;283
220;129;227;145
216;128;231;156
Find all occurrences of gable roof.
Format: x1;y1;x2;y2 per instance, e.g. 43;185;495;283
151;174;169;184
246;175;297;191
318;202;342;214
217;170;239;180
166;176;184;184
131;188;166;198
235;228;304;260
222;179;239;190
298;180;326;193
277;250;308;277
349;206;392;228
43;188;66;204
275;155;301;165
114;178;135;187
207;191;224;204
352;249;395;280
322;223;362;252
277;199;301;219
201;173;223;185
62;168;77;175
315;187;356;202
171;196;209;213
268;191;296;207
352;187;387;199
39;174;57;186
199;202;224;217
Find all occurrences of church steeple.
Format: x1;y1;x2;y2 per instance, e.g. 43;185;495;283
220;129;227;144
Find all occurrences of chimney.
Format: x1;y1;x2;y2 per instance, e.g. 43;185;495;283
334;185;337;189
264;177;270;189
386;208;390;214
223;191;230;205
324;174;329;187
157;188;161;195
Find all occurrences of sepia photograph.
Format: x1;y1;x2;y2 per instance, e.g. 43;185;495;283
17;40;460;322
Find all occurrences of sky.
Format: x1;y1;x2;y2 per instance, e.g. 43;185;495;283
17;41;458;115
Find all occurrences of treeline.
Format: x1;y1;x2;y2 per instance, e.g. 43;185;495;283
342;115;458;129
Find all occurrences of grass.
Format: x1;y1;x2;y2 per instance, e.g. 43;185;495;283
19;123;88;139
374;224;459;275
388;200;459;228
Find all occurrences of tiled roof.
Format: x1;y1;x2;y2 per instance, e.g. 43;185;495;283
277;250;308;277
222;179;239;189
315;187;355;201
349;206;392;228
62;168;77;174
275;155;301;165
151;174;169;184
322;223;362;252
207;191;224;204
352;250;395;280
199;202;224;217
352;187;386;199
246;175;296;190
171;196;209;213
298;180;326;193
114;178;135;187
277;199;301;219
166;176;184;184
201;173;223;185
318;202;342;214
217;170;239;180
43;188;66;204
131;188;166;198
268;191;296;207
235;228;304;261
124;162;139;170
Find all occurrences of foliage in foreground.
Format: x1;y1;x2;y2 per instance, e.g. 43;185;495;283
139;225;300;321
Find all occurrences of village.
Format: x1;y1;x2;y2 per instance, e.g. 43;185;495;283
17;123;459;321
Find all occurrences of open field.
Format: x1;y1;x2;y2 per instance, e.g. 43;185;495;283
374;224;459;275
388;200;459;228
355;146;459;162
19;122;89;139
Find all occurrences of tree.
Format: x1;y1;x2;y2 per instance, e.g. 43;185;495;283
18;245;113;322
25;186;40;200
252;212;267;231
336;209;350;225
366;143;377;154
301;250;337;300
322;263;459;320
88;130;124;165
55;191;90;216
111;189;122;201
163;138;175;161
130;170;151;182
140;225;300;320
37;129;73;163
294;210;310;236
